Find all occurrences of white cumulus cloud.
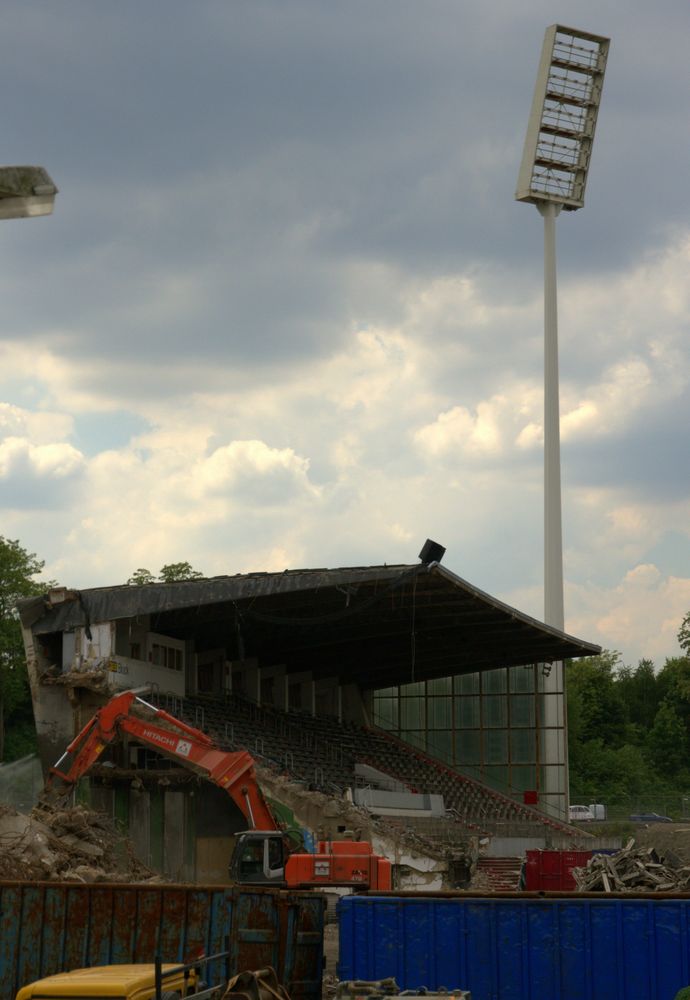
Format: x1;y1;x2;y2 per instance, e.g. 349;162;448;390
194;440;319;505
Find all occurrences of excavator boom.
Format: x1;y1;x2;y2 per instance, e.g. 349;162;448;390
47;689;276;830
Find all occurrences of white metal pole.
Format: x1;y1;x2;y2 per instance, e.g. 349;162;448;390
539;201;564;631
538;200;568;820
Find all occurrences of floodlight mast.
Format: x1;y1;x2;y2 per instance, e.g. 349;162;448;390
515;25;609;819
516;24;609;631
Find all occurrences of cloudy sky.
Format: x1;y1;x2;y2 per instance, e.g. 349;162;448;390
2;0;689;667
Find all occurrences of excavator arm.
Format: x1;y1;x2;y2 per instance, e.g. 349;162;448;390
46;688;392;891
47;689;277;831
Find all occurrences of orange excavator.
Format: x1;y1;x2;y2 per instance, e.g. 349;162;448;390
45;689;392;891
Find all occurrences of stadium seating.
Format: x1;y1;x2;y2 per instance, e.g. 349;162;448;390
150;689;574;835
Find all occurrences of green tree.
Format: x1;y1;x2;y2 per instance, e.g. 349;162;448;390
0;537;47;761
569;737;657;805
127;563;204;585
616;658;660;739
655;658;690;729
647;702;688;777
566;651;628;747
158;562;203;583
678;612;690;654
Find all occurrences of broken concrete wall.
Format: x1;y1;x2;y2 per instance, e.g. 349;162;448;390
80;778;248;882
103;654;186;697
69;615;188;697
77;622;114;664
21;617;75;773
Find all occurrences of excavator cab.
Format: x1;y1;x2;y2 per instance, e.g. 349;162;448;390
229;831;287;886
230;830;393;890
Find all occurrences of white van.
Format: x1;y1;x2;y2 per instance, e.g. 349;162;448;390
569;804;595;822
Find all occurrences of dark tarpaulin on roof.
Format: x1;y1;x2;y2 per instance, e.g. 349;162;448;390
18;563;600;689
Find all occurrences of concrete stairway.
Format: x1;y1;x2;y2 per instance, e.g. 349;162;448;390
475;857;523;891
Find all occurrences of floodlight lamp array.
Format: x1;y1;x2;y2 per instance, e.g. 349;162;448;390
515;25;609;210
0;165;58;219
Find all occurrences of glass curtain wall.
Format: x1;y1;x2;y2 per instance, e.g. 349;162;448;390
372;664;566;818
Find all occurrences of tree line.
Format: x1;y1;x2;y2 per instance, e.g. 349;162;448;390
567;630;690;808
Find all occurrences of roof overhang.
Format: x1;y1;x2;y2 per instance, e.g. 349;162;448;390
19;563;600;689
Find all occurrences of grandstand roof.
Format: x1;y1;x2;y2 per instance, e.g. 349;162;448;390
20;562;600;689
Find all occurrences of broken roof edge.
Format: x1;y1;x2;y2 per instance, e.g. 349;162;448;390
18;564;417;635
430;562;601;659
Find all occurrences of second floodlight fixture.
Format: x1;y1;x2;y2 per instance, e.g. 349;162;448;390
515;25;610;211
0;166;58;220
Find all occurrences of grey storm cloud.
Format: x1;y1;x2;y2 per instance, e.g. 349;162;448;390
565;413;690;503
1;0;688;387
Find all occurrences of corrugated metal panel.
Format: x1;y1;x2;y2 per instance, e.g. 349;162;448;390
0;882;324;1000
337;893;690;1000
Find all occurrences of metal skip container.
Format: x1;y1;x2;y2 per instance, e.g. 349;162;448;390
0;881;324;1000
337;892;690;1000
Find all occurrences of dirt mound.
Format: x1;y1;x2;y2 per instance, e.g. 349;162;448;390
0;803;159;882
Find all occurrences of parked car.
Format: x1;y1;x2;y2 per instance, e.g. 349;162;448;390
569;804;595;822
629;812;673;823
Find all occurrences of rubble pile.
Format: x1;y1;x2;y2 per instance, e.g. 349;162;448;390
0;803;158;883
573;839;690;892
468;865;494;892
259;766;467;862
259;765;481;889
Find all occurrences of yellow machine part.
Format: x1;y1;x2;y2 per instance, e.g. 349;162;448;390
16;964;196;1000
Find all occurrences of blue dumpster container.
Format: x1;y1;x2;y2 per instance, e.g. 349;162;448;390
338;892;690;1000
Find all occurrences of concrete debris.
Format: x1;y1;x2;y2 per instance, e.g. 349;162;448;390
0;803;158;883
257;765;473;875
335;979;399;999
256;765;477;890
573;839;690;892
40;664;111;692
322;974;339;1000
467;865;495;893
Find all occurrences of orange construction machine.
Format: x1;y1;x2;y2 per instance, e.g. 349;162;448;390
46;689;392;891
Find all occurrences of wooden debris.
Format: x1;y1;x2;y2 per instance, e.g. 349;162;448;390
573;840;690;893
